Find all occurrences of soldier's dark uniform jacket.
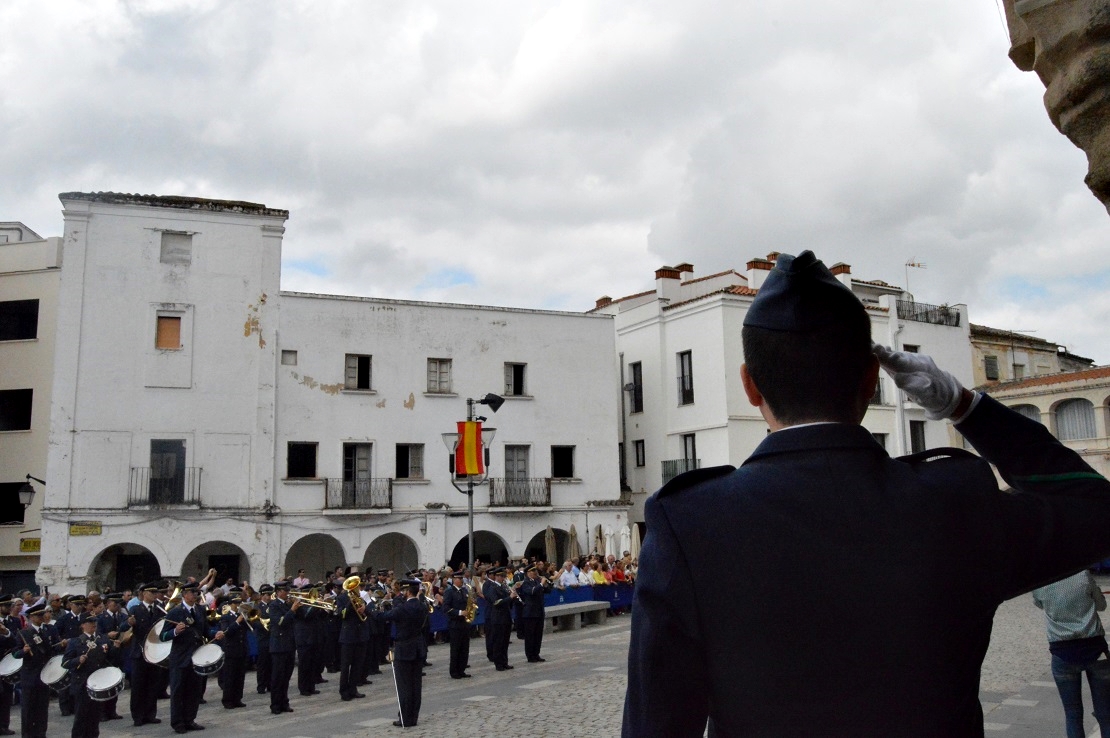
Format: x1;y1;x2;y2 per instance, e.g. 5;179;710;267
624;395;1110;737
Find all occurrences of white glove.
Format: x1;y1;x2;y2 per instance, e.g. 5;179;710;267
872;343;965;420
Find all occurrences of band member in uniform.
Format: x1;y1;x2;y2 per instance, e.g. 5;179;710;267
254;584;273;694
267;581;302;715
293;590;319;697
483;568;517;671
375;579;428;728
442;571;472;679
55;595;86;717
517;565;552;663
0;595;17;736
160;582;220;733
336;578;368;701
12;602;63;738
95;593;126;721
62;613;118;738
217;587;249;709
127;583;164;727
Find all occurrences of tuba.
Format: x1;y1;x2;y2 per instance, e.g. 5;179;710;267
342;576;367;621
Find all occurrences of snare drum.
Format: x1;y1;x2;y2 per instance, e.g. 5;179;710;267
191;642;224;676
40;655;71;692
0;653;21;684
86;666;124;701
143;620;171;668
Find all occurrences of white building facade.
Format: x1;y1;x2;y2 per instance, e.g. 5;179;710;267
36;193;625;592
592;257;973;526
0;223;62;591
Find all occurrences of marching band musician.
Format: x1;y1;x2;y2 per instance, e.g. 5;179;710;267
95;593;127;721
216;587;250;709
442;570;472;679
0;595;17;736
267;581;302;715
336;578;368;701
254;584;273;695
127;582;164;727
368;571;389;675
12;602;63;738
482;567;516;671
55;595;85;717
517;564;553;663
62;613;117;738
160;581;221;734
293;589;320;697
374;578;429;728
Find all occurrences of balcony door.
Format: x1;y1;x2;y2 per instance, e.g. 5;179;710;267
150;439;185;505
343;443;372;507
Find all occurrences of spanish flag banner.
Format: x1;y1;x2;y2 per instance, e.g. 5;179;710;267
455;421;484;475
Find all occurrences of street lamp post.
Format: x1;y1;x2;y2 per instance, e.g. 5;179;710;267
442;393;504;567
19;474;44;509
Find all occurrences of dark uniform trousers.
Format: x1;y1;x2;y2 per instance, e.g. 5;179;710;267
393;659;422;726
0;618;14;734
55;611;82;717
254;602;271;693
168;667;204;729
62;635;115;738
376;598;428;727
14;624;58;738
130;657;159;724
269;652;294;712
161;604;207;731
443;585;471;677
267;597;299;714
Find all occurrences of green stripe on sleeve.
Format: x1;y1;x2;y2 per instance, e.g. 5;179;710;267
1014;472;1107;483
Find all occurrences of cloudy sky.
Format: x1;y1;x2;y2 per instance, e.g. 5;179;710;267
4;0;1108;362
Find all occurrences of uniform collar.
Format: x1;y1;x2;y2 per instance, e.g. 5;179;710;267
743;422;885;465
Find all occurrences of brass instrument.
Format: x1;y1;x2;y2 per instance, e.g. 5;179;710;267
342;576;367;621
464;584;478;624
166;581;184;609
289;589;337;613
420;582;435;614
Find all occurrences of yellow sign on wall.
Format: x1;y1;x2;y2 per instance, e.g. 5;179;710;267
69;521;102;536
19;538;40;553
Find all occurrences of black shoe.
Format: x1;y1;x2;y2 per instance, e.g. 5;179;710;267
270;710;283;715
353;692;366;698
495;665;510;671
366;670;382;675
282;707;294;713
341;696;353;702
107;714;124;720
393;721;405;727
186;723;205;731
317;678;328;683
198;699;207;704
147;718;162;724
257;688;269;694
174;727;189;735
232;703;247;708
299;690;320;695
356;680;371;686
422;661;432;667
0;730;16;736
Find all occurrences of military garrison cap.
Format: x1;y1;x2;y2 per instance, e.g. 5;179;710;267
743;251;864;332
26;602;46;616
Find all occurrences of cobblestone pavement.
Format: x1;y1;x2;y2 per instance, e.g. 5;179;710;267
20;579;1109;737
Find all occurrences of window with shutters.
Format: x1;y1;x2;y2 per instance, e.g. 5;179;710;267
677;351;694;405
504;363;527;396
634;440;645;467
984;355;1000;381
160;232;192;265
395;444;424;479
427;358;452;394
344;354;372;390
629;362;644;413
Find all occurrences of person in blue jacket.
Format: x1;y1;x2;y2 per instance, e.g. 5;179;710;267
375;579;429;728
623;250;1110;737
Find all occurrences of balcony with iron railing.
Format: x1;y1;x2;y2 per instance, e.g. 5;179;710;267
661;458;700;485
489;477;551;507
325;478;393;510
129;467;202;507
896;300;961;327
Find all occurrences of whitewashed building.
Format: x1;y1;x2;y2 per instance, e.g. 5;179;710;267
0;223;62;591
38;192;626;593
591;256;973;527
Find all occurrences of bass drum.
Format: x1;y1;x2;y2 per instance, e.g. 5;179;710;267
86;666;124;701
40;655;71;692
191;642;224;676
0;653;21;685
143;620;171;668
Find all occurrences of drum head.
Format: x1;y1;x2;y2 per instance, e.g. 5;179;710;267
192;643;222;667
143;620;171;665
0;653;21;678
40;655;67;685
87;666;123;691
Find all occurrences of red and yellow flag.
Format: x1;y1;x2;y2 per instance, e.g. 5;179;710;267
455;421;484;475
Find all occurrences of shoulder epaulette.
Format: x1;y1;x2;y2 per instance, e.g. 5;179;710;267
657;464;736;498
896;447;982;466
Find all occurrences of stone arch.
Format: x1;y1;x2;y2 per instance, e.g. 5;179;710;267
180;541;251;587
363;533;419;576
86;543;163;593
449;530;509;569
524;527;569;565
1054;397;1097;440
284;533;345;583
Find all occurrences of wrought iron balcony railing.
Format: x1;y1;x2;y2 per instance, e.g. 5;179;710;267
896;300;961;327
325;478;393;509
489;477;551;507
661;458;700;485
129;467;202;507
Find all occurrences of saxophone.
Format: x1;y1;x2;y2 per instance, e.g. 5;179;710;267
464;584;478;624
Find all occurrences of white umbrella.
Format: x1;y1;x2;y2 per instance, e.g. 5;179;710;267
630;523;641;559
594;524;605;555
619;525;631;556
604;526;615;558
567;524;581;560
544;525;557;564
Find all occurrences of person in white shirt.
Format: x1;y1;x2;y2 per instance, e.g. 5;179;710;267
557;562;579;589
577;563;594;587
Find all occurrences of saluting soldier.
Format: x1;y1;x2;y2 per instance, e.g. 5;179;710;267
160;582;218;734
217;587;249;709
62;613;118;738
442;570;472;679
127;582;164;727
267;581;302;715
375;579;429;728
254;584;273;694
12;602;63;738
517;565;552;663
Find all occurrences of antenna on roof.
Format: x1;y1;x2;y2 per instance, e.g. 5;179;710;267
905;259;926;300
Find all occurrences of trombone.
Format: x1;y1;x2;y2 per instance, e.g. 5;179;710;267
289;588;337;613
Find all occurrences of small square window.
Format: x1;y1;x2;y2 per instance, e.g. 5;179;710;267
551;446;575;479
504;363;526;396
427;358;452;394
345;354;372;390
0;389;33;431
395;444;425;479
281;350;298;366
0;300;39;341
160;232;192;265
287;442;318;478
903;344;920;353
155;316;182;350
633;440;645;467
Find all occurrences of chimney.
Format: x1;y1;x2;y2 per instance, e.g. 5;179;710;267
746;257;774;290
674;262;694;281
655;266;681;302
595;296;613;310
829;262;852;289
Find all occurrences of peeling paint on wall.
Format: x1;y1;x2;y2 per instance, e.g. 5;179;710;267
244;295;267;348
404;392;415;410
376;399;386;408
289;372;343;395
